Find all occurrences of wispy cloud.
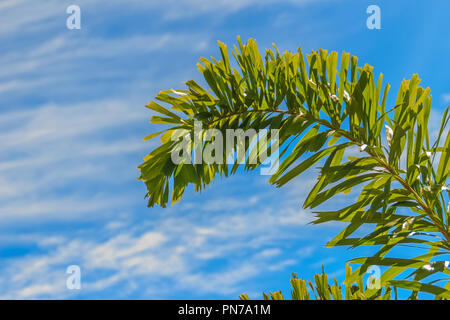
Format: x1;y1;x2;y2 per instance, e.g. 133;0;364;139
0;193;317;298
0;0;320;38
0;98;150;217
0;84;321;298
0;100;145;149
442;93;450;104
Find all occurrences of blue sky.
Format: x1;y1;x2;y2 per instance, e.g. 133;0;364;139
0;0;449;299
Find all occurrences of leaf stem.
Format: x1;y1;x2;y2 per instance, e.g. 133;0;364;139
204;108;450;243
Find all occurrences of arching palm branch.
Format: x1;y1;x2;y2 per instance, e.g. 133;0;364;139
138;37;450;299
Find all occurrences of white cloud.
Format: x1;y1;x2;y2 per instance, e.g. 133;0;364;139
0;0;320;38
0;98;152;222
146;0;318;20
0;100;145;150
0;89;321;298
0;226;295;298
442;93;450;104
0;194;132;222
0;176;321;298
0;1;61;37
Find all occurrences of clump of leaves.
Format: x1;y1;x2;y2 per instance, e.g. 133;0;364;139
239;265;396;300
139;37;450;298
